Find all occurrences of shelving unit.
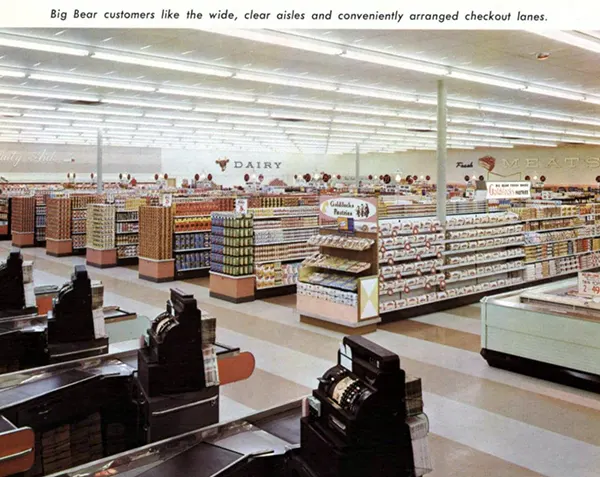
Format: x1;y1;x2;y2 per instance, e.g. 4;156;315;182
298;229;380;334
251;198;319;298
34;192;48;246
209;212;255;303
0;196;10;240
70;194;101;255
115;207;140;266
11;196;35;248
46;197;72;256
86;204;117;268
138;205;174;282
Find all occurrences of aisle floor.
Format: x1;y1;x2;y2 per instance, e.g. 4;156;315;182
4;243;600;477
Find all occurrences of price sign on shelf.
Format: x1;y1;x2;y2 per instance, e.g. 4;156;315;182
235;198;248;214
578;272;600;297
162;194;172;207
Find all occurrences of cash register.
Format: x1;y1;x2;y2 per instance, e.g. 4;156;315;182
136;288;219;442
292;335;416;477
46;265;109;363
0;248;36;318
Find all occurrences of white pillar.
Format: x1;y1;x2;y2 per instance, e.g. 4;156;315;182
436;80;447;223
355;143;360;189
96;129;103;193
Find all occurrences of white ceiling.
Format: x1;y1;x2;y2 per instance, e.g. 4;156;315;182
0;28;599;153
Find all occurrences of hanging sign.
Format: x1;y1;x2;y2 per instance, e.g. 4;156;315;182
320;196;378;223
486;181;531;200
578;272;600;297
235;198;248;214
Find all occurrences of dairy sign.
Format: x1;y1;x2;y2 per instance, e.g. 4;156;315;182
486;181;531;200
320;196;378;224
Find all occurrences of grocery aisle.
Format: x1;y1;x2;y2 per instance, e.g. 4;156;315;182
4;242;600;477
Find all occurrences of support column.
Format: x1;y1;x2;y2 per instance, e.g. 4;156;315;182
436;80;447;223
355;143;360;190
97;129;103;193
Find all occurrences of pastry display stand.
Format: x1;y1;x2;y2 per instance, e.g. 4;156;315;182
298;229;380;335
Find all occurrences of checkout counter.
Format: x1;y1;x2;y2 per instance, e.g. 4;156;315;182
0;250;255;477
13;336;432;477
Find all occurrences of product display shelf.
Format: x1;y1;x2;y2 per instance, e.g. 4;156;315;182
252;206;320;297
46;197;72;256
34;192;48;246
138;205;174;282
10;196;36;248
86;203;117;268
115;209;140;266
70;194;102;255
379;212;526;320
297;229;380;334
209;212;255;303
171;198;233;279
0;196;10;240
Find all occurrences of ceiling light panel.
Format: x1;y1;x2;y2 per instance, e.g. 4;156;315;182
342;50;449;76
0;35;89;56
256;97;333;111
234;72;337;91
102;98;193;111
92;52;232;77
0;87;98;102
194;106;268;117
58;107;142;117
29;73;155;92
447;71;525;90
158;87;254;102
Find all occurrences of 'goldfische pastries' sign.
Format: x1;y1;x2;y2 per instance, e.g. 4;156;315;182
319;196;378;223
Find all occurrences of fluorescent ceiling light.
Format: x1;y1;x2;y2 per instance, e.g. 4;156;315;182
343;50;448;76
0;102;55;111
530;31;600;54
74;122;135;130
480;105;530;116
23;113;102;122
29;73;155;92
234;72;337;91
194;106;268;117
0;35;89;56
92;52;232;77
271;112;329;122
583;95;600;105
0;69;26;78
284;123;329;131
58;107;142;117
0;87;97;102
105;119;172;127
333;118;385;127
525;85;585;101
256;97;333;111
334;106;396;117
146;113;206;121
102;98;193;111
158;87;254;102
447;71;524;90
198;29;344;55
337;86;416;102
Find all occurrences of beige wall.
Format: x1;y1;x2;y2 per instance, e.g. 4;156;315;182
0;143;161;182
1;141;598;186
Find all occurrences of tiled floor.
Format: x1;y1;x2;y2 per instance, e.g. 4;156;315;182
5;242;600;477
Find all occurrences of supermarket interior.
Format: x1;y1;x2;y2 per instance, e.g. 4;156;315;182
1;28;600;477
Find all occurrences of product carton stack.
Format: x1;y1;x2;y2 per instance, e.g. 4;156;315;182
70;413;103;467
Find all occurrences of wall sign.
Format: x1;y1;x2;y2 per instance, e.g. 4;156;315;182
319;196;378;224
578;272;600;297
486;181;531;199
233;161;282;169
456;161;473;168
